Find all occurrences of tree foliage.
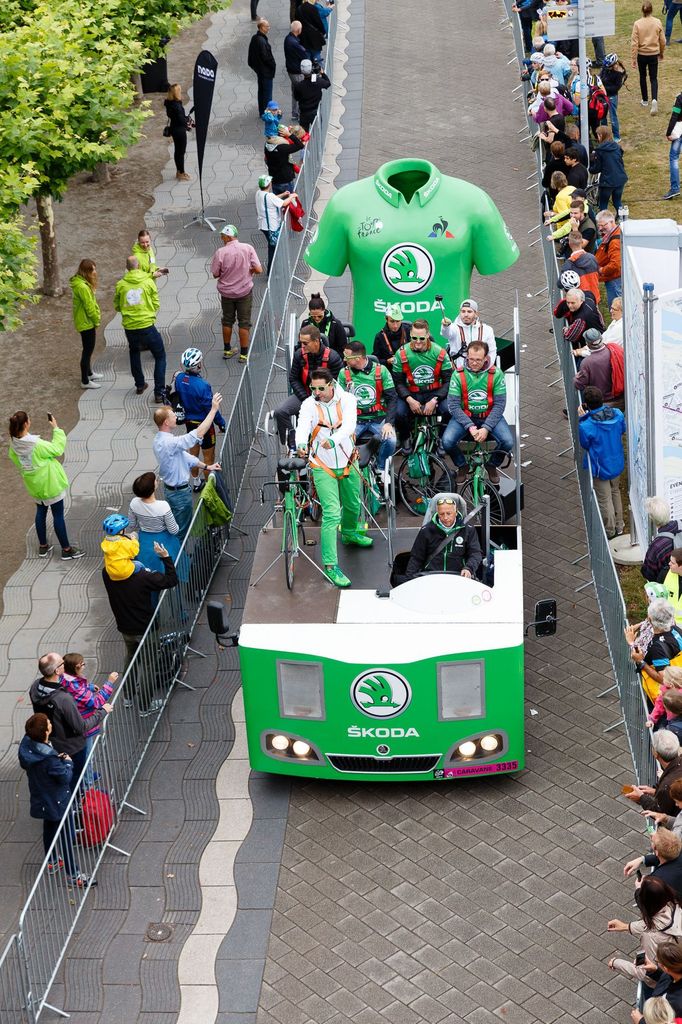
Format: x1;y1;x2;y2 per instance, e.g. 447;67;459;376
0;165;39;331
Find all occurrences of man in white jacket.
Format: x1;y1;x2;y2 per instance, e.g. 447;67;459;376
440;299;497;368
295;368;371;588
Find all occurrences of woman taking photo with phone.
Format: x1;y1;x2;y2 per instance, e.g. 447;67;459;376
8;410;83;560
164;83;192;182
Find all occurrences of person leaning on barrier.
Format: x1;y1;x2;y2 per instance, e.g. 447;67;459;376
624;828;682;894
274;324;343;446
607;875;682;984
644;777;682;836
633;995;678;1024
623;731;682;816
553;287;605;355
102;541;179;716
643;942;682;1018
627;599;682;703
643;498;682;584
29;653;111;789
404;495;482;582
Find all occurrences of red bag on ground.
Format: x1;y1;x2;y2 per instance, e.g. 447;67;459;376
80;789;114;847
606;342;624;398
288;196;305;232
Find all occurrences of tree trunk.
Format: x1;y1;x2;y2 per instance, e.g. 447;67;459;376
91;163;111;184
132;72;143;100
35;194;62;297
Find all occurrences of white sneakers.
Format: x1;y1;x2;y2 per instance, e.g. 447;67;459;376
641;99;649;107
651;99;658;115
81;380;101;389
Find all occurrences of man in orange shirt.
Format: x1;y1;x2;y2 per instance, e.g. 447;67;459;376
595;210;622;305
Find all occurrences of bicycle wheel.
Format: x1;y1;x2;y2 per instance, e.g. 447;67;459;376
460;478;505;525
307;476;322;522
284;513;296;590
397;453;453;517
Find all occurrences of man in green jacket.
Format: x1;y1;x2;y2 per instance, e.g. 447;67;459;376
114;256;167;402
131;230;168;280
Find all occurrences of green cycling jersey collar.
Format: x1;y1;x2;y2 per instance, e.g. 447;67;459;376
373;159;442;209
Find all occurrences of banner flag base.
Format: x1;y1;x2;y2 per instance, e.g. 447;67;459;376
184;208;219;231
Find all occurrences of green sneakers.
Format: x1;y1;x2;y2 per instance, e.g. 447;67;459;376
324;564;351;588
341;531;374;548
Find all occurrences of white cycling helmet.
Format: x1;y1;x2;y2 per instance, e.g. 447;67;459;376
560;269;581;291
181;347;203;370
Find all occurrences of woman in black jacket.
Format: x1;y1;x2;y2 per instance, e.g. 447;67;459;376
300;294;348;356
164;83;192;181
590;125;628;213
297;0;326;61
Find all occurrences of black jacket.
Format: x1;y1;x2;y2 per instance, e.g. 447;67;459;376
248;30;276;78
405;519;482;580
643;853;682;896
601;65;628;97
566;162;588;190
293;73;331;125
29;678;106;755
289;342;343;402
284;31;309;72
103;556;178;636
640;755;682;817
373;323;411;366
553;294;605;350
589;140;628;188
264;136;305;184
164;99;188;132
296;2;326;51
300;310;347;357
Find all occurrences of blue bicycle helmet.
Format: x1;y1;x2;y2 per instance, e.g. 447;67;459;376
103;513;129;536
181;347;203;370
602;53;618;68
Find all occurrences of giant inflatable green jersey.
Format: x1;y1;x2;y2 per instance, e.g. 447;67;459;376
305;158;519;343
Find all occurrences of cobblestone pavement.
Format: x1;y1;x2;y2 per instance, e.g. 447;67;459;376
253;1;649;1023
1;0;651;1021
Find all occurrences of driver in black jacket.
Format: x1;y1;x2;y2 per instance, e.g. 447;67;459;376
405;496;482;581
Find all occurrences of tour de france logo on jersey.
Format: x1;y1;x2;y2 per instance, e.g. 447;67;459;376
381;243;435;295
350;668;412;718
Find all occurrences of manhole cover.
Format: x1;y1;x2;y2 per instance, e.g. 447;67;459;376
146;922;172;942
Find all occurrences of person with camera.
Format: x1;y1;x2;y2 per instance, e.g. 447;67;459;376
295;368;370;589
392;319;452;449
8;410;84;560
293;58;330;131
171;348;226;493
164;83;192;182
440;299;497;369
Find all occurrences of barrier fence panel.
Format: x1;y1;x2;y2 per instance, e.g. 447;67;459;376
502;0;655;785
4;9;340;1019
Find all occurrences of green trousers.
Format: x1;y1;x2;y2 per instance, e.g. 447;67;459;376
312;465;361;566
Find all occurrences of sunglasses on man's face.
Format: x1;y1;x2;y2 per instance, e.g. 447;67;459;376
437;498;457;506
311;385;328;392
411;335;428;342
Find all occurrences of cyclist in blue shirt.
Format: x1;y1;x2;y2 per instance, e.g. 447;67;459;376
173;348;226;492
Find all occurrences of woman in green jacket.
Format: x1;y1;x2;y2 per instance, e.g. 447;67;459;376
8;411;83;560
69;259;103;390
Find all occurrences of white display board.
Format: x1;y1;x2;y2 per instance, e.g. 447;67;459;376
622;219;682;544
544;1;615;40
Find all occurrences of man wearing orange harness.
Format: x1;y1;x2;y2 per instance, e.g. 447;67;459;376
295;368;372;588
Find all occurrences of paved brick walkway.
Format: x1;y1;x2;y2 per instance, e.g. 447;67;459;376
1;0;652;1020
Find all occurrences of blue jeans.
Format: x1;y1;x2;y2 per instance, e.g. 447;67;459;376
355;421;397;471
273;181;293;195
666;3;682;41
608;95;620;140
442;417;514;466
598;185;624;213
671;137;682;192
164;484;194;541
35;499;70;550
605;278;622;305
125;325;167;395
257;75;274;116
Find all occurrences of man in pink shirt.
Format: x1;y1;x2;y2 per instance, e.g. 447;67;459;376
210;224;263;363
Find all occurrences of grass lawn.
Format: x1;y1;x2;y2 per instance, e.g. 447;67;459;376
608;0;681;212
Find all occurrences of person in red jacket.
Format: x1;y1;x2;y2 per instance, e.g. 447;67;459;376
595;210;622;305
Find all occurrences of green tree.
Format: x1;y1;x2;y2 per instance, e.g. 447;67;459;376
0;164;40;331
0;0;150;295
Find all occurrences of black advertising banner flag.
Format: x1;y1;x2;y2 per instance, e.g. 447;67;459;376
192;49;218;183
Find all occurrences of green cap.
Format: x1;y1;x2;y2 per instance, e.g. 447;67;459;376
258;175;273;189
386;303;403;321
220;224;238;237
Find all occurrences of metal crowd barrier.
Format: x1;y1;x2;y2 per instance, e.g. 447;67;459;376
2;10;339;1020
502;0;655;786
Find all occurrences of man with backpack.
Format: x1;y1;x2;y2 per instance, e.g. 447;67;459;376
578;386;626;539
573;328;624;408
29;653;112;788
